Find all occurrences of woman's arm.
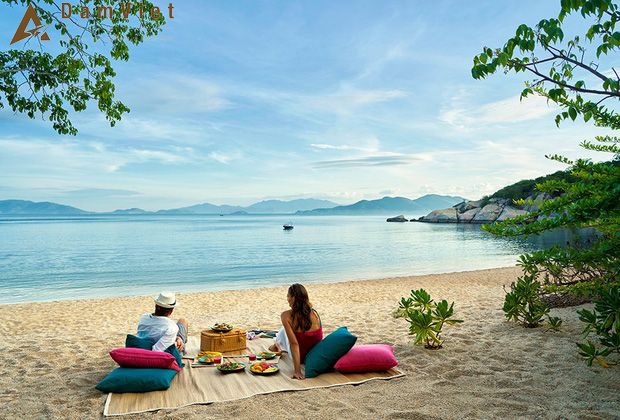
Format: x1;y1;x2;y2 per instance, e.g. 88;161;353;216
281;312;304;379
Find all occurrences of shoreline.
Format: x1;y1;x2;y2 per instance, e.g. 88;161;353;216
3;266;618;419
0;264;519;306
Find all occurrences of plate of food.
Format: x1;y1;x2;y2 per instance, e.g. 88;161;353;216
250;362;279;375
217;362;246;373
196;351;222;364
211;323;234;333
256;351;277;360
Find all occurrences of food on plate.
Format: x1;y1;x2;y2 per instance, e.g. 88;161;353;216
256;351;276;360
197;351;222;364
250;362;279;374
217;362;245;372
211;323;234;332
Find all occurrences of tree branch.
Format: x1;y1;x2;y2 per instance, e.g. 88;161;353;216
514;60;620;98
544;44;610;83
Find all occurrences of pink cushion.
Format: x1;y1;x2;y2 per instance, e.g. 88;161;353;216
334;344;398;372
109;348;182;372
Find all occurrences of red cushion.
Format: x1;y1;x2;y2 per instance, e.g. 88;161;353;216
334;344;398;372
109;348;182;372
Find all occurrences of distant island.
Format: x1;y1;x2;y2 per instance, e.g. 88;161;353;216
296;195;465;216
0;200;89;215
0;194;464;216
155;198;338;215
111;208;150;215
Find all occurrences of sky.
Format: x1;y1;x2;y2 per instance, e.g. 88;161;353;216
0;0;617;212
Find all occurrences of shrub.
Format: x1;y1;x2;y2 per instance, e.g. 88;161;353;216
398;289;463;349
546;316;563;332
489;170;575;202
577;286;620;367
503;274;550;328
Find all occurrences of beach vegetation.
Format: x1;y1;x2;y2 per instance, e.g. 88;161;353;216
0;0;166;135
477;169;575;209
577;286;620;367
471;0;619;363
398;289;463;349
547;315;563;332
488;170;575;202
503;274;550;328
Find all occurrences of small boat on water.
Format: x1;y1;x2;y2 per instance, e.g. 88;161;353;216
283;224;294;230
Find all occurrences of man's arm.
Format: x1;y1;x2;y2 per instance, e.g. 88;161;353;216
152;324;179;352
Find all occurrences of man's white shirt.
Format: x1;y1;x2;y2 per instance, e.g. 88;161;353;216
137;313;179;352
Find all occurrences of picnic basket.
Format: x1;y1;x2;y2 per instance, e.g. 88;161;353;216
200;328;247;353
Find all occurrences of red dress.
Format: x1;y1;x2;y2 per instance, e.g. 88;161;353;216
294;310;323;362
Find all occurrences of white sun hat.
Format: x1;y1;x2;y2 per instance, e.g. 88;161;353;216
153;291;178;308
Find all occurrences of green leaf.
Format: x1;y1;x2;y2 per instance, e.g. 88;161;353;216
569;107;578;121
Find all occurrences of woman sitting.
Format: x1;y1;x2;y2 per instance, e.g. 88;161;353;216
269;283;323;379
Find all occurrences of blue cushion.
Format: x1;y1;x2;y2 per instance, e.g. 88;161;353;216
125;334;184;368
96;367;177;393
304;327;357;378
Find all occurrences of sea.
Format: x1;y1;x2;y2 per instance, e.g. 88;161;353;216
0;214;573;304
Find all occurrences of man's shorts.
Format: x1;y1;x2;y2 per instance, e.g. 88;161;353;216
177;321;188;344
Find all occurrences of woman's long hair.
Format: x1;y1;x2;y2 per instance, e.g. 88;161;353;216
288;283;313;331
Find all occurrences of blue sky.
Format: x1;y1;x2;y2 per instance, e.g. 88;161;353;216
0;0;616;211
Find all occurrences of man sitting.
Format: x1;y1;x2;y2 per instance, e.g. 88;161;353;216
137;292;189;353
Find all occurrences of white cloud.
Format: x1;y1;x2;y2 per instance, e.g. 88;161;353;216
439;92;557;130
121;74;230;115
310;143;378;152
310;143;353;150
131;148;186;164
313;153;430;169
307;88;407;115
208;152;234;164
0;137;230;176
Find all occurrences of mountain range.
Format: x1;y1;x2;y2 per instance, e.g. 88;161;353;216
155;199;338;215
0;200;89;215
0;195;465;216
295;194;465;215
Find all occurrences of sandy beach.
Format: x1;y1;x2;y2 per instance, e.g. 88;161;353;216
1;266;618;419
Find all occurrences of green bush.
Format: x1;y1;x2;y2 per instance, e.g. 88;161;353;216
577;286;620;367
398;289;463;349
503;274;550;328
489;170;575;203
547;315;563;332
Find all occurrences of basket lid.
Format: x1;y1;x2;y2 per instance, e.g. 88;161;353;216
201;328;246;337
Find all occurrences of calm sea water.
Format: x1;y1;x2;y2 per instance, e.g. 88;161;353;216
0;215;570;304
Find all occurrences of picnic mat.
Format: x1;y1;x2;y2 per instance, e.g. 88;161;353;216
103;337;404;416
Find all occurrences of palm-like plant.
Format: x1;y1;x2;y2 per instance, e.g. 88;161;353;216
503;274;550;328
398;289;463;349
577;287;620;367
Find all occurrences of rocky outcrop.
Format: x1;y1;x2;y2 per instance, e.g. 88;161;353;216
417;208;458;223
457;207;480;223
418;194;547;224
496;207;528;221
523;192;551;212
386;215;408;222
472;202;504;223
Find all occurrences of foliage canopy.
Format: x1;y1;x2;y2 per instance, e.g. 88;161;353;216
0;0;166;135
472;0;619;365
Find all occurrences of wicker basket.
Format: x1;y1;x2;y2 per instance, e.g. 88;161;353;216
200;328;247;353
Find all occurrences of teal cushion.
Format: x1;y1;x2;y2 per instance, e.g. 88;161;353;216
304;327;357;378
96;367;177;393
125;334;184;368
